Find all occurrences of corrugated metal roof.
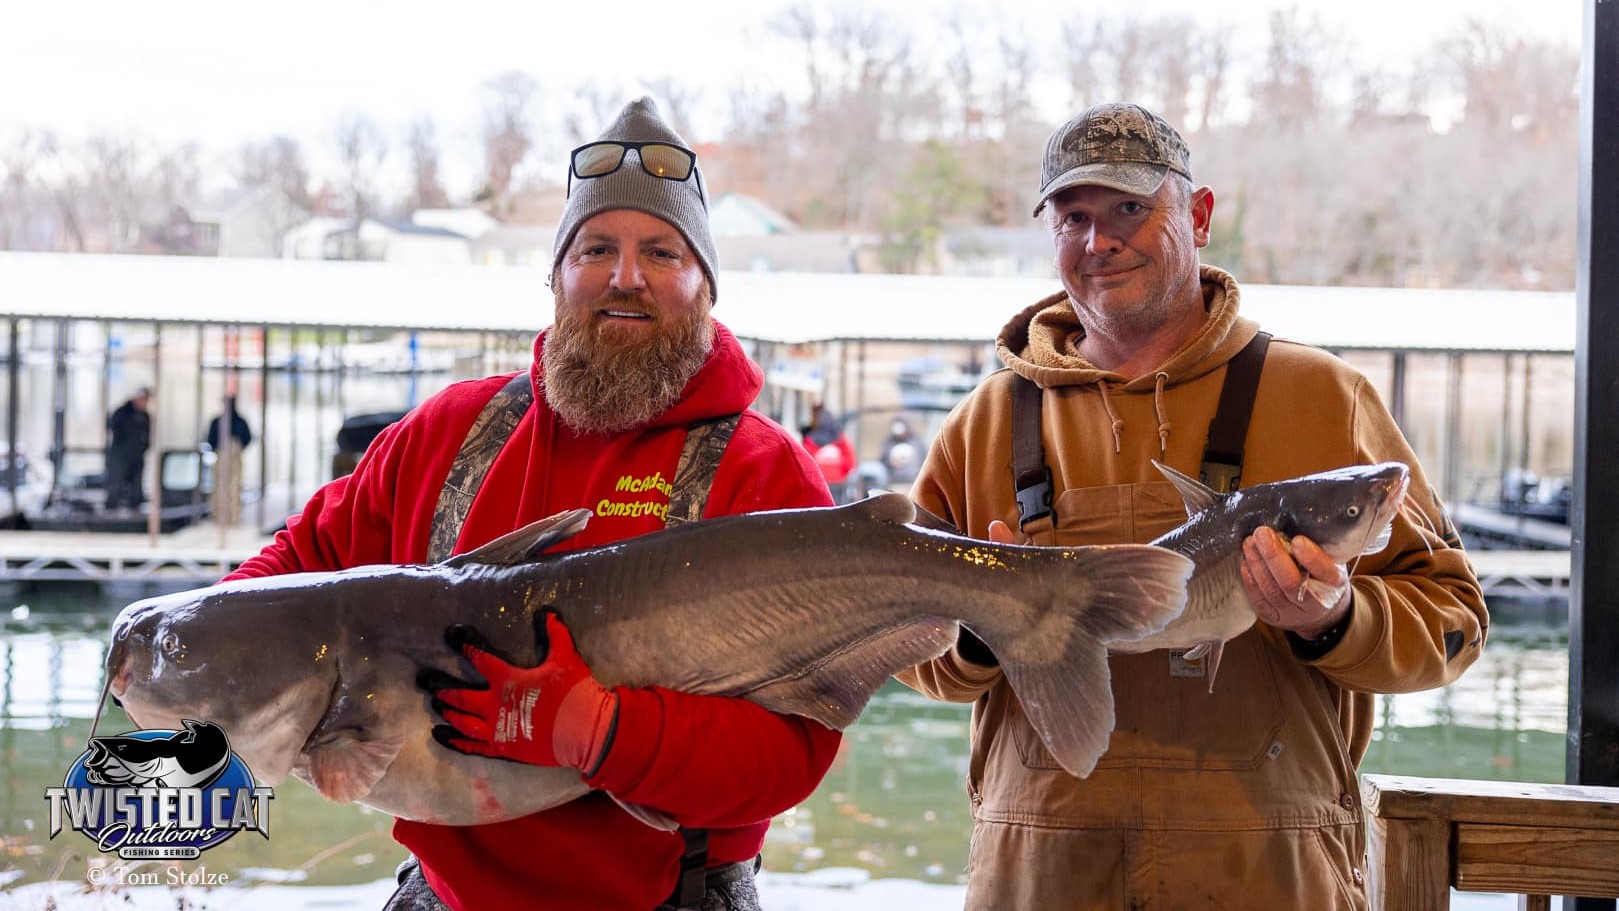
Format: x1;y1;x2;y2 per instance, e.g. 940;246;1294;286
0;251;1574;352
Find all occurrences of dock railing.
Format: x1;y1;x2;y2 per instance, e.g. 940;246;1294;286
1362;774;1619;910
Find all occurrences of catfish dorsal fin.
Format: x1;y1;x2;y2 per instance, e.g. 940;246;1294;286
851;491;917;526
1153;460;1221;518
908;502;961;535
442;509;591;568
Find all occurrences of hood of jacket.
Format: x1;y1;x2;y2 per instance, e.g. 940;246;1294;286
996;264;1261;392
528;318;764;430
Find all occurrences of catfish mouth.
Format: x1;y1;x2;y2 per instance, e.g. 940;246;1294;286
1348;465;1412;561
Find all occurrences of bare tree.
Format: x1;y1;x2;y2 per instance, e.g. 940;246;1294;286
1249;7;1343;130
639;77;703;141
763;2;932;229
333;112;389;221
234;135;314;211
404;117;452;213
479;71;537;216
1439;19;1579;138
0;129;56;250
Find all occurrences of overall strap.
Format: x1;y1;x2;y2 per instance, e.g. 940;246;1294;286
664;413;740;908
427;373;533;563
1008;330;1274;530
1011;374;1054;535
670;827;711;910
1200;331;1271;494
663;414;741;529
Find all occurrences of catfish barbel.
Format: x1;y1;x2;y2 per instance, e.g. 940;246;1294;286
106;494;1193;826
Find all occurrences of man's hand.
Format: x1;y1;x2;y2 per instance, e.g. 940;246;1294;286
420;610;618;774
1238;525;1352;642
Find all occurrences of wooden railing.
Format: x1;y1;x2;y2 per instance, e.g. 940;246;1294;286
1362;774;1619;910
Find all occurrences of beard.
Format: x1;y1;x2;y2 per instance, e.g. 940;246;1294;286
541;284;715;435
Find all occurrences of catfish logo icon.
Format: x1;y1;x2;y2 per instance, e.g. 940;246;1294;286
45;719;273;860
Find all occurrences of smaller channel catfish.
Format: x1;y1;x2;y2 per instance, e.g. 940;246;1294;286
1117;461;1412;688
106;494;1194;826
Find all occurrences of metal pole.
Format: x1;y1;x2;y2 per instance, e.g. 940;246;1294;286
49;320;67;498
258;324;270;531
1443;352;1463;509
146;322;161;541
1497;352;1512;506
1567;0;1619;907
1389;352;1407;432
5;319;18;504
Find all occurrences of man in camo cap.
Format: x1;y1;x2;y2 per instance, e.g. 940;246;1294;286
898;100;1485;909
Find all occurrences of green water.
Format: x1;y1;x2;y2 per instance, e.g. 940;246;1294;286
0;586;1568;892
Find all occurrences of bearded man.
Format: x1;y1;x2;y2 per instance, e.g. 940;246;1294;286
225;97;839;911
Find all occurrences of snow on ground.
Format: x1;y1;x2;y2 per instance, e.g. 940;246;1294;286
0;868;1526;910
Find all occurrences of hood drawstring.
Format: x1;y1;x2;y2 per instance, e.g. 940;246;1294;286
1153;372;1172;457
1092;374;1173;456
1096;382;1125;454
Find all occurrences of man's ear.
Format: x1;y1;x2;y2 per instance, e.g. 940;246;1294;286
1191;185;1215;248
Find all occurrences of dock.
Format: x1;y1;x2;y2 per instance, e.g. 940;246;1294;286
1450;503;1571;551
0;525;275;585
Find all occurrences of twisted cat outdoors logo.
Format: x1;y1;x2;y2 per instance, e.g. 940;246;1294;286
44;719;273;860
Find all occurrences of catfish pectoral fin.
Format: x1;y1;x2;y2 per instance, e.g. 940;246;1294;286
1203;640;1227;695
305;732;406;803
1001;636;1115;779
986;544;1193;778
744;617;959;730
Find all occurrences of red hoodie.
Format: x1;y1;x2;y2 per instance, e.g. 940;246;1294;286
227;322;840;910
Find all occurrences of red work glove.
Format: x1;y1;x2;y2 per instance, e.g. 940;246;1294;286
422;610;619;775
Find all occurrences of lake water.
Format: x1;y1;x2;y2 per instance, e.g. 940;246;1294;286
0;582;1569;901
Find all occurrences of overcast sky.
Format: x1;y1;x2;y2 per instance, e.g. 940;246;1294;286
0;0;1585;195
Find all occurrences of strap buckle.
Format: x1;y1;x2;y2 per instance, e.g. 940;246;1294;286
1200;460;1242;494
1015;467;1054;528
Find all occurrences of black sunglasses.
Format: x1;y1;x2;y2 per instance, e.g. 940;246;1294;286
567;140;705;201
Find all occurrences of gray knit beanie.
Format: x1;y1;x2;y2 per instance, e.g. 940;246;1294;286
551;97;719;301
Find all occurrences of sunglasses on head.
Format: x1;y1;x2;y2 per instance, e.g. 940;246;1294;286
567;140;705;200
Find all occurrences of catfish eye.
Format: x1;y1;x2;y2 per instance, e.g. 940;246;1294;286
1346;506;1361;518
160;633;182;656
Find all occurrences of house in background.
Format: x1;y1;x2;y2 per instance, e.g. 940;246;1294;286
159;186;310;257
411;208;500;240
709;191;879;273
345;220;472;264
939;226;1057;278
285;218;473;264
470;224;556;267
281;215;350;260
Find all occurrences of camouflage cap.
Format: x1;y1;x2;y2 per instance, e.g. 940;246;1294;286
1033;102;1193;217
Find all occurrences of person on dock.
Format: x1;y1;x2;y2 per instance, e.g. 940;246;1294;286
204;396;253;525
104;386;151;512
897;101;1489;909
222;97;838;911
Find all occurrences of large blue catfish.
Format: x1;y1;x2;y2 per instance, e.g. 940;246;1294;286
106;494;1193;826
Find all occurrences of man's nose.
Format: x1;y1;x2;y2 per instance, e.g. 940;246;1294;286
1085;222;1125;255
609;254;645;292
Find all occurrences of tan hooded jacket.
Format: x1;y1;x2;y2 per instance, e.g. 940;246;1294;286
898;265;1487;910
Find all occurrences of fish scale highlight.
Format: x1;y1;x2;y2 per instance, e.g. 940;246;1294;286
106;494;1192;826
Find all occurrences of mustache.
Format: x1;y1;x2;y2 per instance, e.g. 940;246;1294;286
594;289;656;314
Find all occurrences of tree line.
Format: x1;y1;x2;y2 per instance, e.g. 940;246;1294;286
0;5;1579;290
